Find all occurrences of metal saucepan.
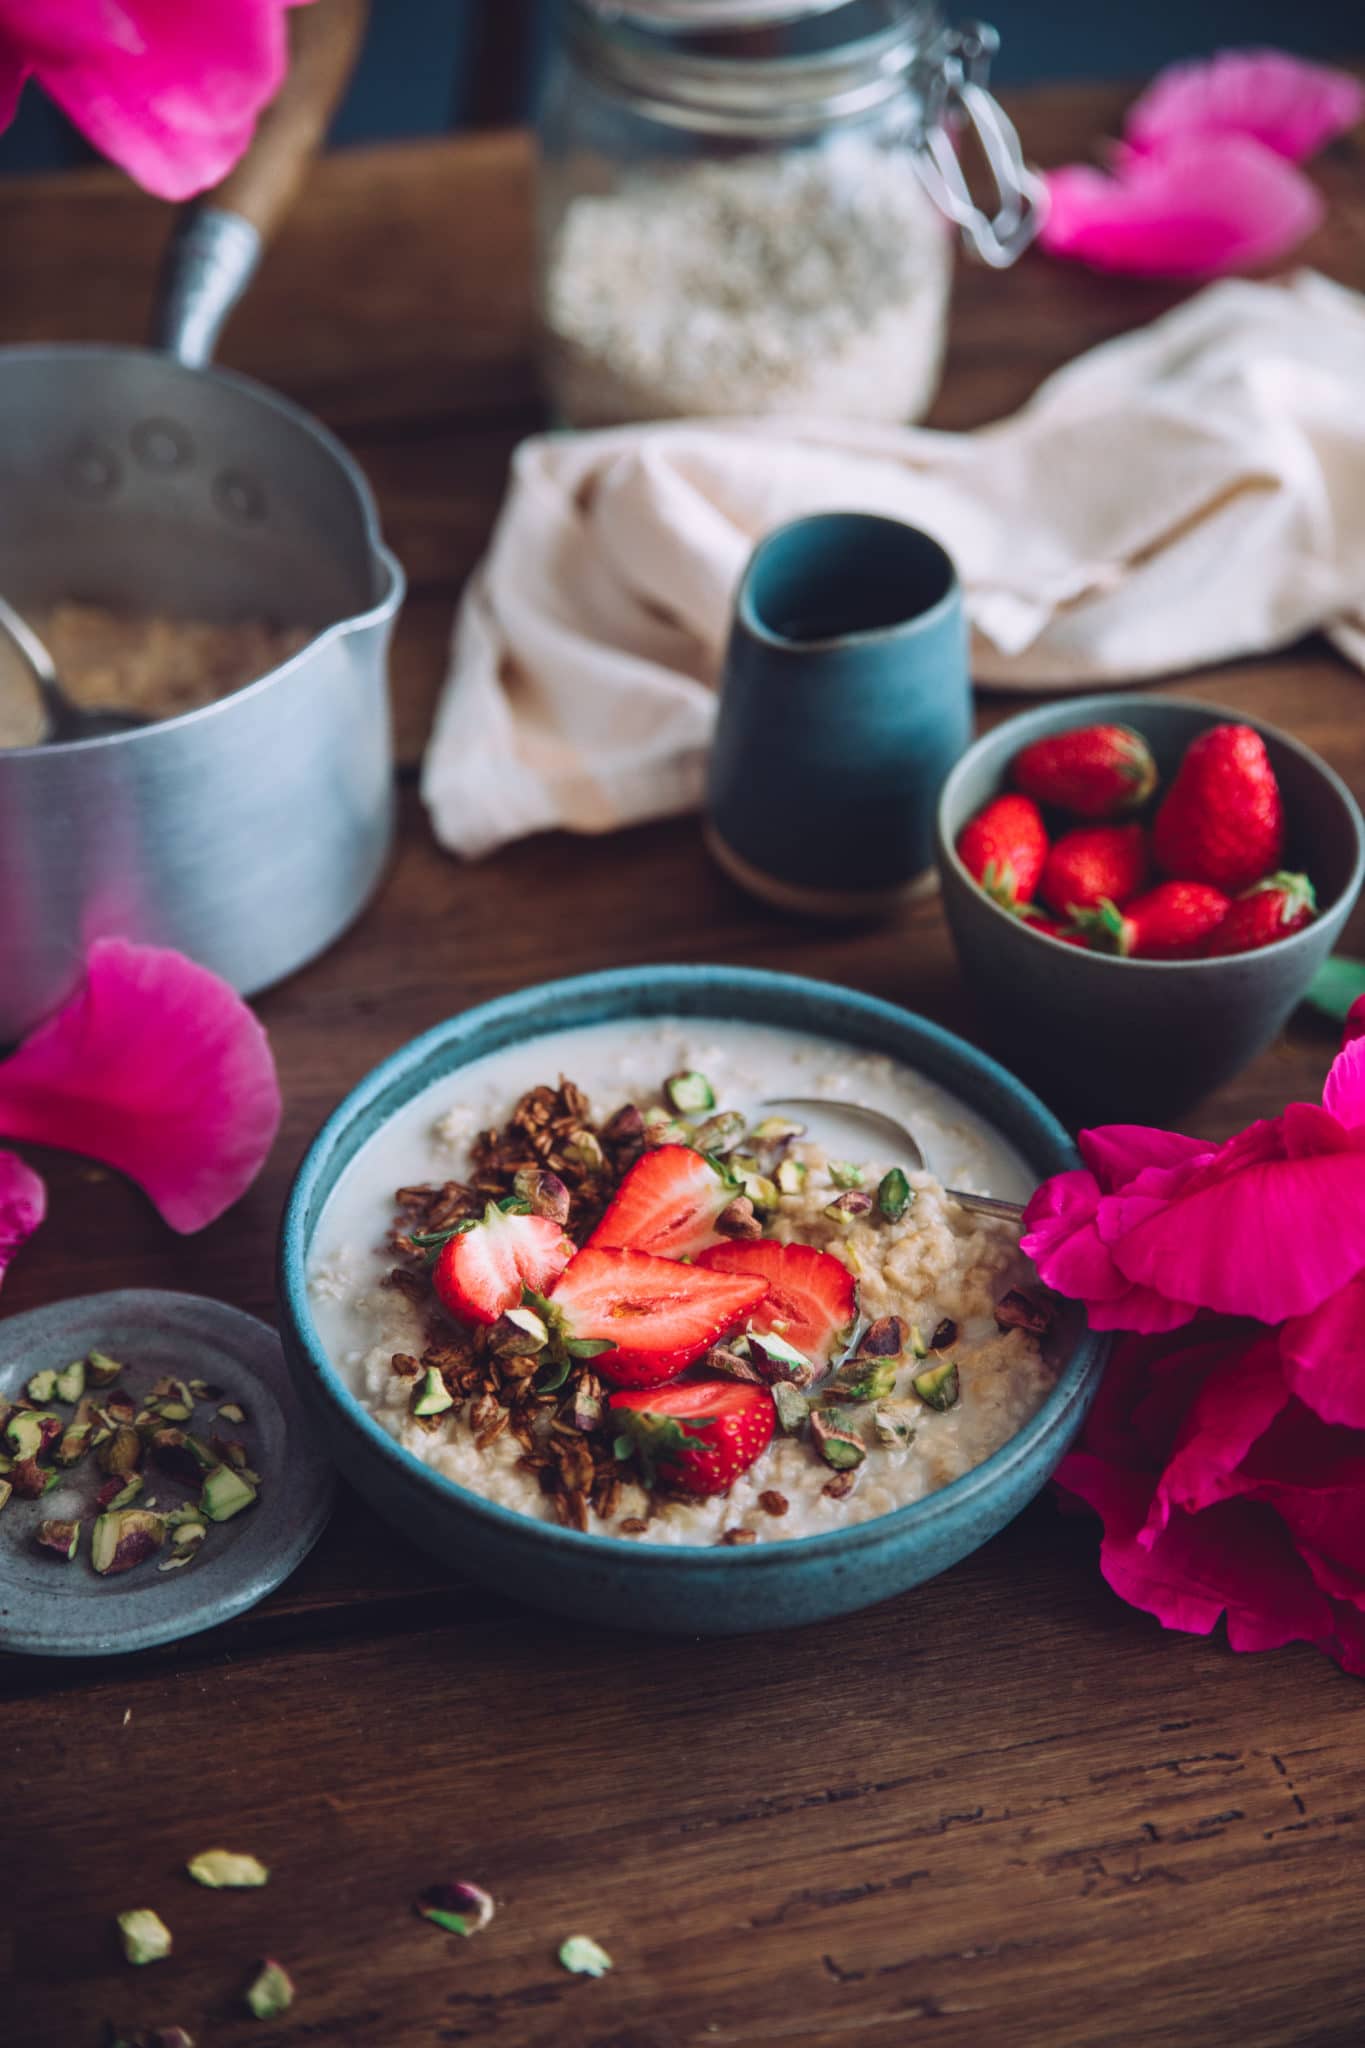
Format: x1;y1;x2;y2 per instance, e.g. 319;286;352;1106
0;0;404;1045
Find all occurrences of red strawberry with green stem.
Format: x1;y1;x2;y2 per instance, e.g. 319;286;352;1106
609;1379;775;1497
431;1202;574;1326
587;1144;739;1259
956;794;1048;909
1011;723;1157;819
1019;909;1088;947
1203;872;1316;956
1152;723;1284;892
542;1246;767;1389
1040;822;1148;917
695;1239;856;1376
1076;881;1231;959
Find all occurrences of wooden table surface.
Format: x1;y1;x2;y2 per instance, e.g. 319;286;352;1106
4;92;1365;2048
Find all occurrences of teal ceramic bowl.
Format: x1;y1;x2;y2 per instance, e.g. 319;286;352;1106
937;694;1365;1123
277;967;1108;1635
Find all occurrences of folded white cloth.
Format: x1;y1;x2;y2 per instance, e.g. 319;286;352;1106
424;272;1365;859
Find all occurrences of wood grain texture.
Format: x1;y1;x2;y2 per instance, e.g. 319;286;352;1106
2;96;1365;2048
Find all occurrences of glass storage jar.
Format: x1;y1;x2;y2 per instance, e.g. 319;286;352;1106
535;0;1046;429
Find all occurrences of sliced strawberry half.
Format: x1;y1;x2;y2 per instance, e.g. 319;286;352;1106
546;1246;766;1389
609;1379;775;1497
586;1144;737;1259
695;1239;857;1375
433;1203;574;1327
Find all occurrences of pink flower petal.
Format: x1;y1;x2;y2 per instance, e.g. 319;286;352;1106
1108;1147;1365;1324
1280;1276;1365;1429
1126;48;1365;165
1323;1024;1365;1131
1143;1332;1289;1540
1040;134;1324;279
1343;995;1365;1048
1077;1124;1212;1192
0;939;281;1233
1021;1170;1198;1333
0;0;303;201
0;1147;45;1290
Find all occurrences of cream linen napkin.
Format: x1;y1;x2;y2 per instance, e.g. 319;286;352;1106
424;271;1365;859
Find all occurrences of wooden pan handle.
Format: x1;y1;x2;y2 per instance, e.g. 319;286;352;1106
209;0;368;246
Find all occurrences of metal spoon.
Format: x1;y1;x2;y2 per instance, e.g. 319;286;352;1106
761;1097;1026;1224
0;592;153;743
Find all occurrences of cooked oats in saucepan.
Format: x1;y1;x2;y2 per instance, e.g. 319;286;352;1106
308;1020;1058;1547
0;600;309;746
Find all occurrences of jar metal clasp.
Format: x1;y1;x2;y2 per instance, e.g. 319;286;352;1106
910;20;1049;269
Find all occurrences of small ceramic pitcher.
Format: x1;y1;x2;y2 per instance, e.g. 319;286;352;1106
706;512;970;917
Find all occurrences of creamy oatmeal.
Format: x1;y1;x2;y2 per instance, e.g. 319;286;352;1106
308;1020;1056;1547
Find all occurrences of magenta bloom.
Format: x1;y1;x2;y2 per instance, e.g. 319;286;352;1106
0;0;311;202
1023;1004;1365;1333
1126;48;1365;164
0;1148;45;1292
0;938;281;1232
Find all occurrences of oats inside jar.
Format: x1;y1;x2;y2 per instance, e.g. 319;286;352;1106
307;1019;1058;1547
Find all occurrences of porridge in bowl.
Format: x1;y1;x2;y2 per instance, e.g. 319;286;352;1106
308;1020;1056;1547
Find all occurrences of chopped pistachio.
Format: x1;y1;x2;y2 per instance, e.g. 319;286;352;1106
6;1408;58;1460
492;1306;549;1356
26;1367;59;1404
244;1959;294;2019
154;1400;193;1423
147;1427;206;1488
809;1410;866;1471
159;1522;208;1571
558;1934;613;1977
823;1189;873;1225
11;1457;58;1498
823;1469;859;1501
827;1160;864;1190
771;1383;810;1435
200;1466;258;1522
911;1359;961;1411
875;1402;919;1449
664;1069;715;1115
54;1358;87;1404
746;1331;815;1388
511;1166;571;1224
715;1196;762;1240
410;1367;453;1418
705;1344;764;1385
930;1317;958;1351
642;1103;674;1127
93;1510;166;1576
55;1396;98;1467
736;1169;780;1214
601;1102;645;1146
692;1110;747;1155
416;1880;495;1936
859;1314;905;1358
750;1116;806;1145
572;1384;604;1433
97;1424;143;1478
641;1116;693;1149
909;1324;929;1360
117;1908;173;1966
165;1503;207;1531
828;1357;897;1403
86;1351;125;1388
0;1451;10;1474
877;1167;913;1222
187;1848;270;1889
995;1289;1053;1337
0;1479;11;1515
775;1157;808;1196
564;1129;606;1174
33;1516;81;1561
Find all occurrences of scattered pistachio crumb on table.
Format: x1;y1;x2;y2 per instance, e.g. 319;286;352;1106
117;1907;173;1965
559;1934;613;1977
415;1880;496;1935
244;1958;295;2019
187;1848;270;1889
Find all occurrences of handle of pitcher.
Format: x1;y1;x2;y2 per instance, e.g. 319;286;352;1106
911;20;1050;270
153;0;368;368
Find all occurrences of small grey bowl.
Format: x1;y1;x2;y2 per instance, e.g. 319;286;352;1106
936;693;1365;1122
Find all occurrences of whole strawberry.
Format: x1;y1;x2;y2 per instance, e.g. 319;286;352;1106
957;794;1048;909
1019;908;1088;947
1077;880;1231;959
1012;723;1157;819
1040;822;1148;917
1203;872;1316;956
1153;724;1284;892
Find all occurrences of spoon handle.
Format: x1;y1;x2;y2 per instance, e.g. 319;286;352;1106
946;1187;1026;1224
0;593;75;742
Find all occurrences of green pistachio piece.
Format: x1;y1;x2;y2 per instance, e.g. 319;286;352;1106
770;1383;810;1435
691;1110;747;1155
6;1409;55;1460
159;1522;209;1571
558;1934;613;1977
165;1503;207;1530
737;1170;780;1214
909;1324;929;1359
823;1189;873;1225
875;1402;919;1449
93;1510;166;1576
809;1410;866;1471
216;1400;247;1424
827;1160;864;1189
416;1881;495;1935
55;1396;97;1467
105;1474;145;1510
54;1358;87;1404
200;1466;258;1522
664;1070;716;1115
96;1424;143;1477
750;1116;806;1145
564;1130;605;1174
10;1457;58;1498
244;1959;294;2018
410;1367;453;1418
746;1331;815;1388
26;1368;59;1404
0;1479;11;1514
154;1400;193;1423
877;1167;913;1222
641;1117;693;1149
188;1849;270;1889
117;1908;173;1966
86;1352;125;1387
0;1452;11;1475
774;1157;808;1195
33;1517;81;1561
912;1359;961;1411
828;1357;898;1403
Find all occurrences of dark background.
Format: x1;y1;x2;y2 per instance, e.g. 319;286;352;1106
1;0;1362;176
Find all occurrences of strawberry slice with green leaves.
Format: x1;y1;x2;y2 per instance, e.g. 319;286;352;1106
695;1238;857;1376
586;1143;739;1259
609;1379;775;1497
431;1201;574;1327
542;1246;766;1389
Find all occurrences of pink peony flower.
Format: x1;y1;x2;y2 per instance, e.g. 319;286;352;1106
1056;1330;1365;1674
0;1147;46;1291
0;938;281;1233
1039;133;1324;279
1023;1004;1365;1332
1126;48;1365;165
0;0;312;202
